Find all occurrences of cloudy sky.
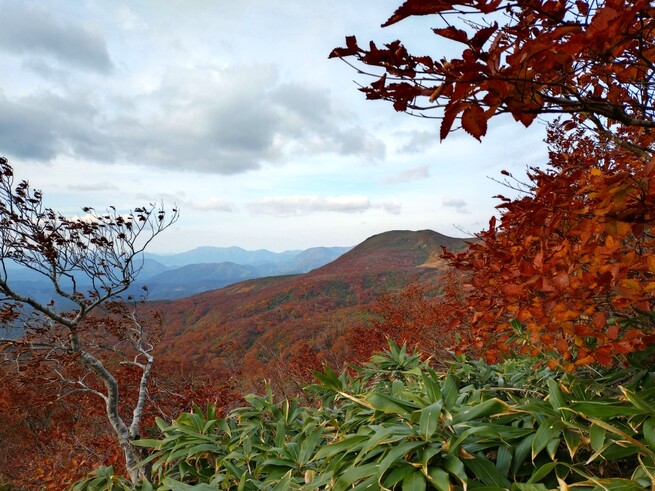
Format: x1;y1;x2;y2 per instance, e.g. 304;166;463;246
1;0;548;253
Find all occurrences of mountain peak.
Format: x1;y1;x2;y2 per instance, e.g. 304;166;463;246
316;229;469;275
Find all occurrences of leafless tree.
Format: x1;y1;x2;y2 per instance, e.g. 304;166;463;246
0;157;178;484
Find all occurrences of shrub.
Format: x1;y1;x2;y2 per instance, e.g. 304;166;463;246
75;342;655;489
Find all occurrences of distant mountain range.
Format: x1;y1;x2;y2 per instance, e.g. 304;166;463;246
1;245;353;305
154;230;470;377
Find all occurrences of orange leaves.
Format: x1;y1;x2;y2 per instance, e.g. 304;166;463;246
433;26;469;43
461;105;488;140
441;119;655;367
552;272;570;291
382;0;456;27
500;283;523;297
331;0;655;369
333;0;655;143
593;311;608;330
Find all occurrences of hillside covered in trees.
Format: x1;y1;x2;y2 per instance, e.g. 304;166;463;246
3;0;655;489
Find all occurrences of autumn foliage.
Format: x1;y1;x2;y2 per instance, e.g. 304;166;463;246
441;121;655;367
332;0;655;367
330;0;655;150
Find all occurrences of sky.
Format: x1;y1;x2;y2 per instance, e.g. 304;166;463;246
0;0;549;254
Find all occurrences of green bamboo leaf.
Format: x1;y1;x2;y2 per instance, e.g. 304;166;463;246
547;379;567;412
496;445;512;477
367;392;421;414
155;417;169;432
451;398;511;425
355;425;409;464
586;417;655;458
350;475;380;490
510;434;535;476
532;418;563;460
312;365;343;390
546;435;560;459
260;458;296;468
131;438;162;448
377;441;426;477
443;455;468;487
161;478;218;491
422;370;442;403
463;452;512;488
512;484;550;491
620;386;655;414
299;427;324;466
447;426;491;456
419;401;444;440
643;417;655;449
384;464;414;488
570;401;641;418
600;443;640;461
563;428;582;459
587;478;651;491
314;435;368;460
427;467;451;491
275;419;286;448
333;462;380;491
271;472;294;491
527;462;558;483
402;470;427;491
442;375;460;410
392;379;405;395
419;445;442;469
590;423;606;452
181;442;223;457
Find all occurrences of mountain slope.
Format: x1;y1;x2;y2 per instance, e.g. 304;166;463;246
156;230;469;378
136;262;262;299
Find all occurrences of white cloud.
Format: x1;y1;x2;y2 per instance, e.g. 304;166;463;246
442;197;470;214
68;182;119;192
248;195;399;217
191;199;235;212
384;165;430;184
137;192;235;213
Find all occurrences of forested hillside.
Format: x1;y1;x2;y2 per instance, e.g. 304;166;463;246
3;0;655;488
154;230;468;393
0;229;467;486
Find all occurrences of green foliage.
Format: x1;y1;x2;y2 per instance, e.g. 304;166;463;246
75;342;655;490
70;467;137;491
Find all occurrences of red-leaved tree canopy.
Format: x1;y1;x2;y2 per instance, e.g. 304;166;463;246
332;0;655;367
331;0;655;154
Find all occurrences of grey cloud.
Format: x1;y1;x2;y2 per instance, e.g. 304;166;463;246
0;1;112;73
0;94;59;160
443;197;470;214
270;84;386;161
378;202;402;215
0;65;385;174
22;58;71;82
337;128;386;161
384;165;430;184
398;130;439;154
0;91;112;162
